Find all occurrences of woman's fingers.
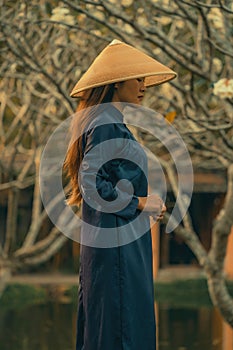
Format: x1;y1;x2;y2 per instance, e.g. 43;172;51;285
138;195;167;217
149;199;167;222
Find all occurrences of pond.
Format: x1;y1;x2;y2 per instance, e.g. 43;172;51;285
158;304;223;350
0;289;228;350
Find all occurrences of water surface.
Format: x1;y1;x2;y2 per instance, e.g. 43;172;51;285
0;300;224;350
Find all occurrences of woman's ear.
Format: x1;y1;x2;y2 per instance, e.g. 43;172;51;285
114;83;119;89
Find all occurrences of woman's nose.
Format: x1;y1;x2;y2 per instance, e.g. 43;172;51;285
140;82;146;92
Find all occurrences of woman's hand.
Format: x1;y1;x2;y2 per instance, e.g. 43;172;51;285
137;194;166;221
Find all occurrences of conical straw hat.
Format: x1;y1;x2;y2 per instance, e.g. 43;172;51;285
70;39;177;97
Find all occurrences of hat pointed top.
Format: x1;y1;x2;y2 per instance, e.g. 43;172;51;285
109;39;123;46
70;39;177;97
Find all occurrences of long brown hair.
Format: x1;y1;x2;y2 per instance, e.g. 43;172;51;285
64;83;115;206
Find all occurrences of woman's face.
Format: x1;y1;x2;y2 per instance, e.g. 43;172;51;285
112;78;146;105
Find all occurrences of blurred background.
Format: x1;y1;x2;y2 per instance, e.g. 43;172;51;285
0;0;233;349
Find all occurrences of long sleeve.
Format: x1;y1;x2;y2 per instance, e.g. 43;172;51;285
79;122;140;220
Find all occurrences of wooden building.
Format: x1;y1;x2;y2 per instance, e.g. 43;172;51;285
152;170;233;279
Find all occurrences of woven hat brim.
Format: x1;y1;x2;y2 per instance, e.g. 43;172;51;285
70;41;177;98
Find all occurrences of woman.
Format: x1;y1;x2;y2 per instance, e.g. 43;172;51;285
65;40;176;350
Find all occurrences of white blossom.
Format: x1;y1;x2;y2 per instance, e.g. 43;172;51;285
137;8;144;15
207;8;224;30
137;16;149;27
158;17;172;26
90;29;102;37
176;20;184;29
75;68;82;78
213;58;223;74
151;0;170;5
18;3;26;18
50;6;75;26
153;47;162;55
160;82;172;95
123;23;134;34
10;63;17;73
52;7;70;16
92;10;105;21
122;0;133;7
213;78;233;99
77;14;86;24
